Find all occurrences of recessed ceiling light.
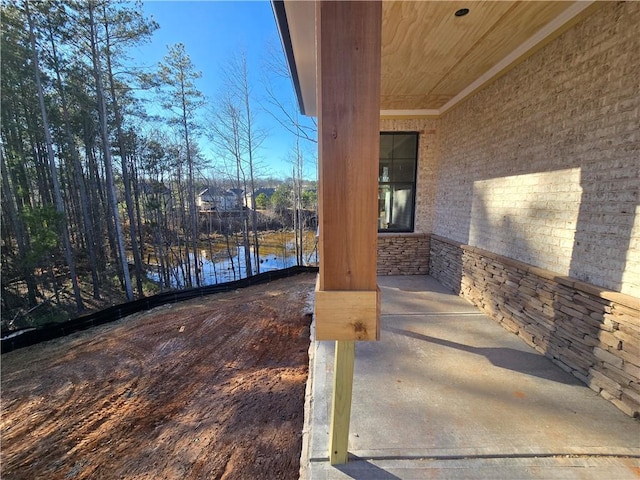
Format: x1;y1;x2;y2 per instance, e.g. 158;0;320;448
455;8;470;17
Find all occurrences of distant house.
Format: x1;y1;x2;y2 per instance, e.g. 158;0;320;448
196;188;238;212
196;189;215;212
244;187;276;208
227;188;245;210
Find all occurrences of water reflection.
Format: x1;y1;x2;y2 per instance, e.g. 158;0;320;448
147;243;313;288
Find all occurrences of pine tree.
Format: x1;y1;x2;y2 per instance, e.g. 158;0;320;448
156;43;205;287
25;0;84;311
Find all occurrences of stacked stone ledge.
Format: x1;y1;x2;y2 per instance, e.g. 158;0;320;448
430;234;640;418
377;233;430;276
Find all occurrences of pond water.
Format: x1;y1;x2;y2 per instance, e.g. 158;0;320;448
147;240;318;289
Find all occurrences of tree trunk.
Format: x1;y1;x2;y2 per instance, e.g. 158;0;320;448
181;82;200;287
103;8;144;296
25;1;84;311
86;141;110;279
1;150;38;306
48;25;101;299
131;160;145;275
241;64;260;274
175;171;192;287
237;163;252;278
88;2;134;301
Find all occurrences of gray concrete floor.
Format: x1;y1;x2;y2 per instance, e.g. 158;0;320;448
301;275;640;479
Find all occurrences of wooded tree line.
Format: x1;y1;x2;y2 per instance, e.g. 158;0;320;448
1;0;317;331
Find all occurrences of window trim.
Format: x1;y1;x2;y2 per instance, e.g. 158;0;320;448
378;131;419;233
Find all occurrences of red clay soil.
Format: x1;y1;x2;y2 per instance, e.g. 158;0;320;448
1;273;316;480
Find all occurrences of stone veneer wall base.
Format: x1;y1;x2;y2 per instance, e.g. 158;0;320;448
378;233;430;276
430;234;640;418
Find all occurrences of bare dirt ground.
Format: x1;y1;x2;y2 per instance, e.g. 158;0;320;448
1;273;316;480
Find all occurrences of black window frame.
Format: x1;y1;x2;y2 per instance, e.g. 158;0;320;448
378;132;419;233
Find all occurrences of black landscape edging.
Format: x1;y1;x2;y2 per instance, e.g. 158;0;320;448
1;266;318;354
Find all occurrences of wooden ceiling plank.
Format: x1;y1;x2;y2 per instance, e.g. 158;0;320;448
381;1;515;99
439;1;600;113
408;1;518;96
429;1;572;101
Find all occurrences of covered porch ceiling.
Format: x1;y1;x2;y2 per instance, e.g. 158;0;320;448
274;0;600;117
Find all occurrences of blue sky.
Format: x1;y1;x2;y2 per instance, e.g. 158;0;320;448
128;0;317;179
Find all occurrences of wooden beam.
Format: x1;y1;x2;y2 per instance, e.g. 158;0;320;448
316;0;381;294
315;0;382;466
316;0;381;320
315;286;381;341
329;341;355;465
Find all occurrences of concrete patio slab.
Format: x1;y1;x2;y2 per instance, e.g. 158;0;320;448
301;276;640;479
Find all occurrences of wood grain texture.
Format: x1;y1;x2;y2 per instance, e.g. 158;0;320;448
317;0;381;293
380;1;573;110
429;2;575;100
315;287;380;341
328;340;355;465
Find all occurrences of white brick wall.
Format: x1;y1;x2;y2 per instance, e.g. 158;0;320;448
433;2;640;297
469;168;583;275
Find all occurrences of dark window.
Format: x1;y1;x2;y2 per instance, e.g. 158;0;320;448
378;132;418;232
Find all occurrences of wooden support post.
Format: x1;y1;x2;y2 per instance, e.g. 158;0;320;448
316;3;381;295
329;340;355;465
315;0;382;465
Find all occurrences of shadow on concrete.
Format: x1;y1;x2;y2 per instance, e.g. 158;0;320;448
384;325;583;385
334;455;402;480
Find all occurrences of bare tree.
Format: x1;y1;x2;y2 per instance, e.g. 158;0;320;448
262;39;317;265
228;51;265;273
210;95;252;277
262;40;317;144
212;50;267;276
